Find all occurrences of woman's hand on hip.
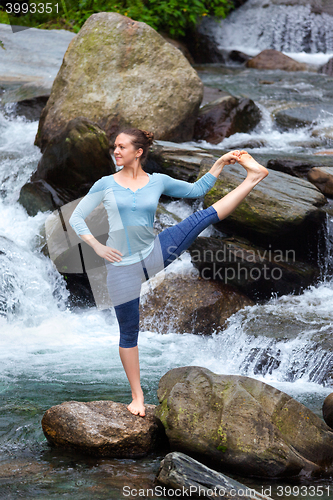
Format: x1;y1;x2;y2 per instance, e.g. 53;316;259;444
94;243;123;263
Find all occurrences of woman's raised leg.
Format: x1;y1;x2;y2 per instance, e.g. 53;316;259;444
212;151;268;220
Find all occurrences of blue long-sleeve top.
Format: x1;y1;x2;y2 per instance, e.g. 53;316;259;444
69;171;217;266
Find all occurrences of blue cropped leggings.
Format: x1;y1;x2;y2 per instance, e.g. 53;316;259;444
106;205;220;348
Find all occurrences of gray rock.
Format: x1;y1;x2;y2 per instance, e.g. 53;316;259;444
311;126;333;145
146;140;215;181
266;159;315;179
35;12;203;151
0;23;75;88
18;179;61;216
42;400;167;457
155;366;333;478
183;17;226;64
274;105;333;130
156;452;272;499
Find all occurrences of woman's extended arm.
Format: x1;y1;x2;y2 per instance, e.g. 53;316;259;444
161;151;241;198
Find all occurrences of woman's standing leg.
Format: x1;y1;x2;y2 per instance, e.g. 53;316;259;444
106;263;147;417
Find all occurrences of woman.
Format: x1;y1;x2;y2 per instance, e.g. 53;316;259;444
69;128;268;417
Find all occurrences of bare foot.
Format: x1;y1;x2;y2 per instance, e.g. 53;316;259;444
127;394;146;417
237;150;269;183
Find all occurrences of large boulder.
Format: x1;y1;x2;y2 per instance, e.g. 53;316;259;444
42;400;167;457
140;274;253;335
155;366;333;477
193;96;262;145
20;117;115;215
246;49;307;71
199;159;327;262
34;12;204;151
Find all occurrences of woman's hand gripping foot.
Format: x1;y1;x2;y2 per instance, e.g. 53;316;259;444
127;392;146;417
237;150;269;184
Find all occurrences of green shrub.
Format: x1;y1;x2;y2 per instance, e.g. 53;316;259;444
0;0;234;37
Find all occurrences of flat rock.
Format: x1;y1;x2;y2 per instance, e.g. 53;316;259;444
0;23;75;89
42;400;166;457
156;452;272;499
266;159;315;179
146;140;215;181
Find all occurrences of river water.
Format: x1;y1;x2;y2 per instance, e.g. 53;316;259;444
2;18;333;500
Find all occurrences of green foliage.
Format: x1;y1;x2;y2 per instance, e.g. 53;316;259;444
0;0;234;38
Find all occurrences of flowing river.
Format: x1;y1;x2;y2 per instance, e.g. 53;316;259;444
1;6;333;499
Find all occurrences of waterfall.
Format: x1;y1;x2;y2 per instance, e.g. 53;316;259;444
201;0;333;58
320;203;333;280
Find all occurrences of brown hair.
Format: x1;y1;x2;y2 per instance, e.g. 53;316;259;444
116;128;154;165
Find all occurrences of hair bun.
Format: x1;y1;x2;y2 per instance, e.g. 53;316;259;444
142;130;154;146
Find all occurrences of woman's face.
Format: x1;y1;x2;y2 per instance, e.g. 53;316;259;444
112;133;142;167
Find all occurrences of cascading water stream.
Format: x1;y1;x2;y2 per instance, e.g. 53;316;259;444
200;0;333;63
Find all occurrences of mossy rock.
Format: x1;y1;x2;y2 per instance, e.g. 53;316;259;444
155;366;333;478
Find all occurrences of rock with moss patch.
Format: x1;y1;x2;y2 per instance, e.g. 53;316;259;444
34;12;203;151
155;366;333;478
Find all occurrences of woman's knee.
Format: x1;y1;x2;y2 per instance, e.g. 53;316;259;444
114;297;140;348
